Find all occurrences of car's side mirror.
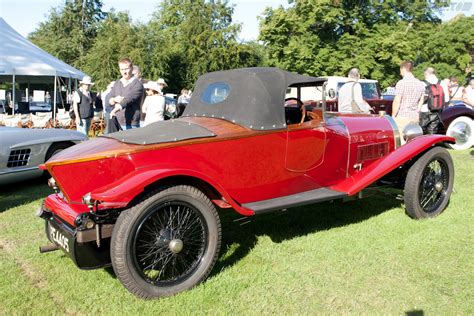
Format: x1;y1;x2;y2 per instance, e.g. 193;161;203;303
328;88;336;99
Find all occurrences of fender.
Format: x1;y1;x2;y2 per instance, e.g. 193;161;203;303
440;104;474;129
330;135;455;196
90;166;254;216
10;137;84;149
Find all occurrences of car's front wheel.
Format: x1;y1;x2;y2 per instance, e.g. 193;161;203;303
111;185;221;299
446;116;473;150
404;147;454;219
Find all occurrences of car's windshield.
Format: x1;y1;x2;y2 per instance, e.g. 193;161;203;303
337;82;380;99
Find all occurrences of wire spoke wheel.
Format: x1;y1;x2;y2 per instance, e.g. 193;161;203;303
133;201;207;285
418;159;449;213
404;147;454;219
111;185;221;298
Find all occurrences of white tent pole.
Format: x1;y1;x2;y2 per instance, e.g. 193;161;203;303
53;74;57;120
12;74;16;115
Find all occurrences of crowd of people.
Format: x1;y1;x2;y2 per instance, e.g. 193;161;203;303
339;61;473;143
72;57;192;135
72;57;473;137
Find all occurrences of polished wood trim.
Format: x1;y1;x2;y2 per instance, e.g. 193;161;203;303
46;115;325;169
46;118;275;168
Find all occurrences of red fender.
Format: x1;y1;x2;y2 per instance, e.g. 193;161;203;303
330;135;455;196
90;166;254;216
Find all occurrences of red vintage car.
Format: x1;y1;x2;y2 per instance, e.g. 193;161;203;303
38;68;455;299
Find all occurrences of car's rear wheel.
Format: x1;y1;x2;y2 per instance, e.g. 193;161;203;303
111;185;221;299
404;147;454;219
446;116;473;150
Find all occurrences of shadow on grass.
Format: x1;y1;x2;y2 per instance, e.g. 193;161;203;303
0;178;50;213
213;195;402;276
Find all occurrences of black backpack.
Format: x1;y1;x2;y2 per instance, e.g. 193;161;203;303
425;81;445;111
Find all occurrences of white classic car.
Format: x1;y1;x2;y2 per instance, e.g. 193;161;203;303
0;126;87;185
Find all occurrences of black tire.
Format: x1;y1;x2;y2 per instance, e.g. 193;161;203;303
110;185;221;299
404;147;454;219
45;142;72;161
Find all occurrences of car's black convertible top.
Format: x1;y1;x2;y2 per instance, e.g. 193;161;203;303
182;67;325;130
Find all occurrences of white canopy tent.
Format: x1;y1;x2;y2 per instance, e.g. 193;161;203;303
0;17;86;115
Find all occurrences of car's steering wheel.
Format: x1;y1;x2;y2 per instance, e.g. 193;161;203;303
284;97;306;124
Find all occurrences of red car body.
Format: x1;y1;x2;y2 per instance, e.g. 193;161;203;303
38;68;456;298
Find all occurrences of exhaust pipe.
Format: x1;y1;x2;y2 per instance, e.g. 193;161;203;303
39;244;60;253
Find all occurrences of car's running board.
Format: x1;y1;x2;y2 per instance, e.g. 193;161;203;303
242;188;347;214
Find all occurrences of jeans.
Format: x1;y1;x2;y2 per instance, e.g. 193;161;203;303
76;118;91;136
125;124;140;130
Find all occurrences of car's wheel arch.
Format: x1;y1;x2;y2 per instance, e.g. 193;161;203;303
92;170;254;216
130;175;221;208
45;141;76;161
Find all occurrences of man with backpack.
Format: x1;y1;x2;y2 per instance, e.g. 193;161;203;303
392;61;426;143
419;67;446;135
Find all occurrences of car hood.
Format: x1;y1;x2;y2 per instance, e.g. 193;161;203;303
0;126;87;148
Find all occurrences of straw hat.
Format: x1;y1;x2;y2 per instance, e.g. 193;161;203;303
157;78;168;87
143;81;162;93
79;76;94;86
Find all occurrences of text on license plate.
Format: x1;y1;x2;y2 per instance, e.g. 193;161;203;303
49;224;70;253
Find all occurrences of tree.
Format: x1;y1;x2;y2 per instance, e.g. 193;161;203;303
28;0;106;69
81;11;148;90
258;0;461;88
147;0;265;91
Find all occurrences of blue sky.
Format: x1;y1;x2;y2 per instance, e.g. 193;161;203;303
0;0;289;41
0;0;472;41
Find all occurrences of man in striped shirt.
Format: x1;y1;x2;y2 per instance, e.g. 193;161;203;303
392;61;425;144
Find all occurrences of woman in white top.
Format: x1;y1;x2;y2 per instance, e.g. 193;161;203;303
142;81;166;126
464;79;474;106
449;76;464;101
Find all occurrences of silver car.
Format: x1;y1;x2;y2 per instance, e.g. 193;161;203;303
0;127;87;185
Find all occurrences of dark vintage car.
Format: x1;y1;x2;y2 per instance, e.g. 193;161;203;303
38;68;455;299
437;102;473;150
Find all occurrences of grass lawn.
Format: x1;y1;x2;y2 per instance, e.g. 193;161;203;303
0;149;473;314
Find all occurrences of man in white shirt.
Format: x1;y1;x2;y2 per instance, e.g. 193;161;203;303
338;68;371;114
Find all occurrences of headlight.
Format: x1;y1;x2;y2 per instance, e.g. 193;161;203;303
403;123;423;142
47;177;58;191
82;192;95;206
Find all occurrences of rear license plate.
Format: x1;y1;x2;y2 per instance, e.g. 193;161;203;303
48;221;71;253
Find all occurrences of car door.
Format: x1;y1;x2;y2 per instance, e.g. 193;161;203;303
285;119;326;172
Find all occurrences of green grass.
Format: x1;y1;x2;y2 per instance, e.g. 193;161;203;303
1;150;473;314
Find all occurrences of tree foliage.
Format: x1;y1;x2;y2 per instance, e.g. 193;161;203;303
147;0;265;91
29;0;106;69
259;0;472;88
27;0;472;92
80;11;148;89
28;0;264;91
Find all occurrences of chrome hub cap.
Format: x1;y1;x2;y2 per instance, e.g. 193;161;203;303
435;181;443;192
450;122;471;145
169;239;184;254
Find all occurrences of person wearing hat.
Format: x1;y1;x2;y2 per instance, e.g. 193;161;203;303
73;76;94;135
157;78;168;92
142;81;166;126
